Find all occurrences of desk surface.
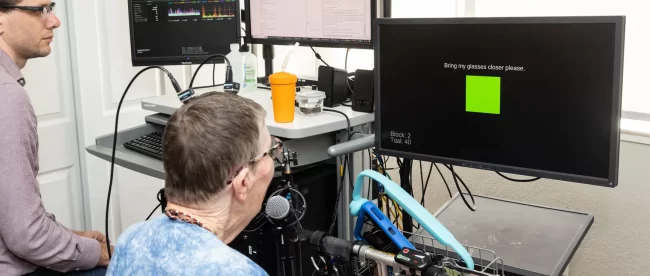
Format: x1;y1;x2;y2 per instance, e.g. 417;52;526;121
141;89;374;139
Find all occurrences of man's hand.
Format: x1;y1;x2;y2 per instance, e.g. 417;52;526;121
73;230;107;242
74;230;114;267
98;240;114;267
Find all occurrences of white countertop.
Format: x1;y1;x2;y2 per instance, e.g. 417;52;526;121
140;88;375;139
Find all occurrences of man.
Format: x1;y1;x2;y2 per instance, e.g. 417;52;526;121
0;1;111;275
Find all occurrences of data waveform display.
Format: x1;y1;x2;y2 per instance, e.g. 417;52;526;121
201;3;235;18
168;7;200;17
166;0;236;19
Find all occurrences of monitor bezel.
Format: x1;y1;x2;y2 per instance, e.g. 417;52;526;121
243;0;377;49
128;0;242;66
373;16;625;187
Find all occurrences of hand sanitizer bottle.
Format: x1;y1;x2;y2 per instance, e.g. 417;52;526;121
239;43;258;92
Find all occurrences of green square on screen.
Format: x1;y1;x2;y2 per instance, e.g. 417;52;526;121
466;75;501;114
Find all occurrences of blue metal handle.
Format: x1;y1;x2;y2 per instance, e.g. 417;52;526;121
354;201;415;250
350;170;475;270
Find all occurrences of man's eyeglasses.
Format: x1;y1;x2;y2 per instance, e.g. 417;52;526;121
226;137;283;184
0;2;56;19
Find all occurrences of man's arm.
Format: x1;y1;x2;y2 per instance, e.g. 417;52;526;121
0;86;101;272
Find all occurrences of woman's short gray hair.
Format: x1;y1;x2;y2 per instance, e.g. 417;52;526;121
162;92;265;205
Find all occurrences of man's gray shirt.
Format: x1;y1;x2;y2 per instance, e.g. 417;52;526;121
0;49;100;275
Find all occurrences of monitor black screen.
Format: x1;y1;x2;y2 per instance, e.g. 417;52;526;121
375;17;624;187
128;0;240;66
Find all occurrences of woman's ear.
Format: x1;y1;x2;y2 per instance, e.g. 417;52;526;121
231;167;251;202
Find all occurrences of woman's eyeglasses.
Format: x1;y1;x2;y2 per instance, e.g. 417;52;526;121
226;137;283;184
249;137;284;164
0;2;56;20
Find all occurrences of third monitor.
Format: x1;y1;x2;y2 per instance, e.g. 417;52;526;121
374;16;625;187
245;0;376;49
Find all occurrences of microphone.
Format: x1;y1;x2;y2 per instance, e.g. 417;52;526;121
266;195;303;276
266;195;305;243
266;195;291;220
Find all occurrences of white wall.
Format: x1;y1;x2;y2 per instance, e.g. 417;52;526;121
382;141;650;276
473;0;650;115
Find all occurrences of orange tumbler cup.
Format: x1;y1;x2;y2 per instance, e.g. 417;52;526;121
269;72;297;123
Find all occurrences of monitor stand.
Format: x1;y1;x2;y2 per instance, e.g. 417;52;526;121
263;44;274;77
399;159;414;232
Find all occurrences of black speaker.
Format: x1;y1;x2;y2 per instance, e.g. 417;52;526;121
352;69;374;113
318;66;349;107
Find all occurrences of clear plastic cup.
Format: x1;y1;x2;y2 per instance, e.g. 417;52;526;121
296;90;326;116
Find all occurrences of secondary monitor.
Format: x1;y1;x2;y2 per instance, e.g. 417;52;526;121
128;0;241;66
374;16;625;187
245;0;376;49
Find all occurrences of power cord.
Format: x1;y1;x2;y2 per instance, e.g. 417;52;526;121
322;109;353;235
367;149;372;199
189;54;233;89
396;158;403;171
106;66;183;259
419;161;424;206
372;150;390;179
178;54;235;103
212;61;216;86
145;203;161;221
322;109;351;140
328;155;348;235
411;162;434;230
310;46;331;67
344;48;354;94
397;159;414;197
409;161;414;197
434;163;453;198
445;165;476;212
495;171;540;182
242;215;268;233
145;188;168;221
192;83;224;90
420;162;433;206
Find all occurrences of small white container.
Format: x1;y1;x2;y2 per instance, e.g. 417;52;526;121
296;90;326;116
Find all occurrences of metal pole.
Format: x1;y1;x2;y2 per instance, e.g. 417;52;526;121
383;0;391;18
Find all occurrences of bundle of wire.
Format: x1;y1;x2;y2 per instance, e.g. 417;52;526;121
370;150;406;231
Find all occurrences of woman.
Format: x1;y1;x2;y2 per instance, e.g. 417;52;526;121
107;92;281;275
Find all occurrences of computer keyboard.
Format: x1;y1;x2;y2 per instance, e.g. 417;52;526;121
124;132;163;160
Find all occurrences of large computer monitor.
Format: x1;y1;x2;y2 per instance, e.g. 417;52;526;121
245;0;377;49
128;0;241;66
374;16;625;187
